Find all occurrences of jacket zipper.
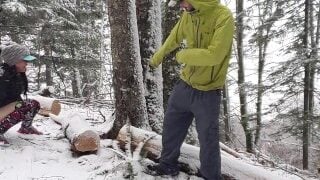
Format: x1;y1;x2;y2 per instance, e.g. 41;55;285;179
196;17;200;48
189;17;200;82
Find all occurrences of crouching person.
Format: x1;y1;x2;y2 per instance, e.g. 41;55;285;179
0;44;42;145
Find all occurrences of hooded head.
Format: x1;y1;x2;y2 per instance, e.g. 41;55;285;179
0;44;36;67
169;0;219;13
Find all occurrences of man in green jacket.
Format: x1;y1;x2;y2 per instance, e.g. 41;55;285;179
149;0;234;179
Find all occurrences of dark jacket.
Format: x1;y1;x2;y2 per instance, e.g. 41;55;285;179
0;63;28;107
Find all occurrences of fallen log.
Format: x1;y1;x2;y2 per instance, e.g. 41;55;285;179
49;113;100;153
29;95;61;116
0;102;16;120
0;96;61;120
117;125;296;180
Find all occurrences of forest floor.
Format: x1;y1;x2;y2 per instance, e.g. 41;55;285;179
0;103;317;180
0;104;204;180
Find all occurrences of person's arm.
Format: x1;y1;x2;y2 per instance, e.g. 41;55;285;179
150;13;185;68
176;13;234;66
0;69;22;107
0;76;9;107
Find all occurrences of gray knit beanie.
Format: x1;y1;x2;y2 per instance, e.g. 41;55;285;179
0;44;35;66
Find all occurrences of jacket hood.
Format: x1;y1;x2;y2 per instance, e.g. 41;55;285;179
187;0;219;13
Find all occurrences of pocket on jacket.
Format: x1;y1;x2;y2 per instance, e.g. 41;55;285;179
188;66;215;86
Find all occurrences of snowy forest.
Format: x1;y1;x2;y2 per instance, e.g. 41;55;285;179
0;0;320;179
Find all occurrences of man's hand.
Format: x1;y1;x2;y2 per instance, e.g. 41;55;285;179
149;52;163;68
149;59;158;68
176;50;186;64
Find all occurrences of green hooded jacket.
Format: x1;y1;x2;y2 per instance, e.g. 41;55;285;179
150;0;234;91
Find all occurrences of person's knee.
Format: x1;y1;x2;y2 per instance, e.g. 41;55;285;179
30;100;40;110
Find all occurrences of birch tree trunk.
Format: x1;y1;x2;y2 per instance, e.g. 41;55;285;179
136;0;164;134
107;0;149;139
236;0;253;152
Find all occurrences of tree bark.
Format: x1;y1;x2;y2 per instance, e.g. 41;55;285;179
308;0;318;143
254;0;279;146
236;0;253;152
107;0;149;139
303;0;311;170
136;0;164;134
162;0;181;111
222;84;231;142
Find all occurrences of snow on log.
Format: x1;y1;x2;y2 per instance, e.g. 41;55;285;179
49;113;100;152
0;102;15;120
29;95;61;116
117;125;296;180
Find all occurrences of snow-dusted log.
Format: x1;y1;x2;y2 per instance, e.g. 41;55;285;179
0;102;16;120
49;113;100;153
30;95;61;116
0;96;61;119
117;125;295;180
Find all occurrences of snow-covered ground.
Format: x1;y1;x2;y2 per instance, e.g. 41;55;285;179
0;105;200;180
0;104;317;180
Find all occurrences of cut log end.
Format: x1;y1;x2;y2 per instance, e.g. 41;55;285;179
73;130;100;152
38;100;61;116
51;100;61;115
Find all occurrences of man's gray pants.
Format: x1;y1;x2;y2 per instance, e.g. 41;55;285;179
159;80;222;180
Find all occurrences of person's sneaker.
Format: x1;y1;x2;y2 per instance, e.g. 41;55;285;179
17;126;43;135
0;134;9;146
147;164;179;176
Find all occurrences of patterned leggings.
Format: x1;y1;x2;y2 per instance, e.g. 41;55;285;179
0;99;40;134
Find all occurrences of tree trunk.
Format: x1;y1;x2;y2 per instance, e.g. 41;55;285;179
44;46;53;86
255;0;269;146
236;0;253;152
302;0;311;170
222;84;231;142
71;68;80;98
107;0;149;139
136;0;164;134
309;0;319;143
162;1;180;111
81;69;90;97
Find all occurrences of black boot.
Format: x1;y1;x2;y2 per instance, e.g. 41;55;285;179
147;164;179;176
